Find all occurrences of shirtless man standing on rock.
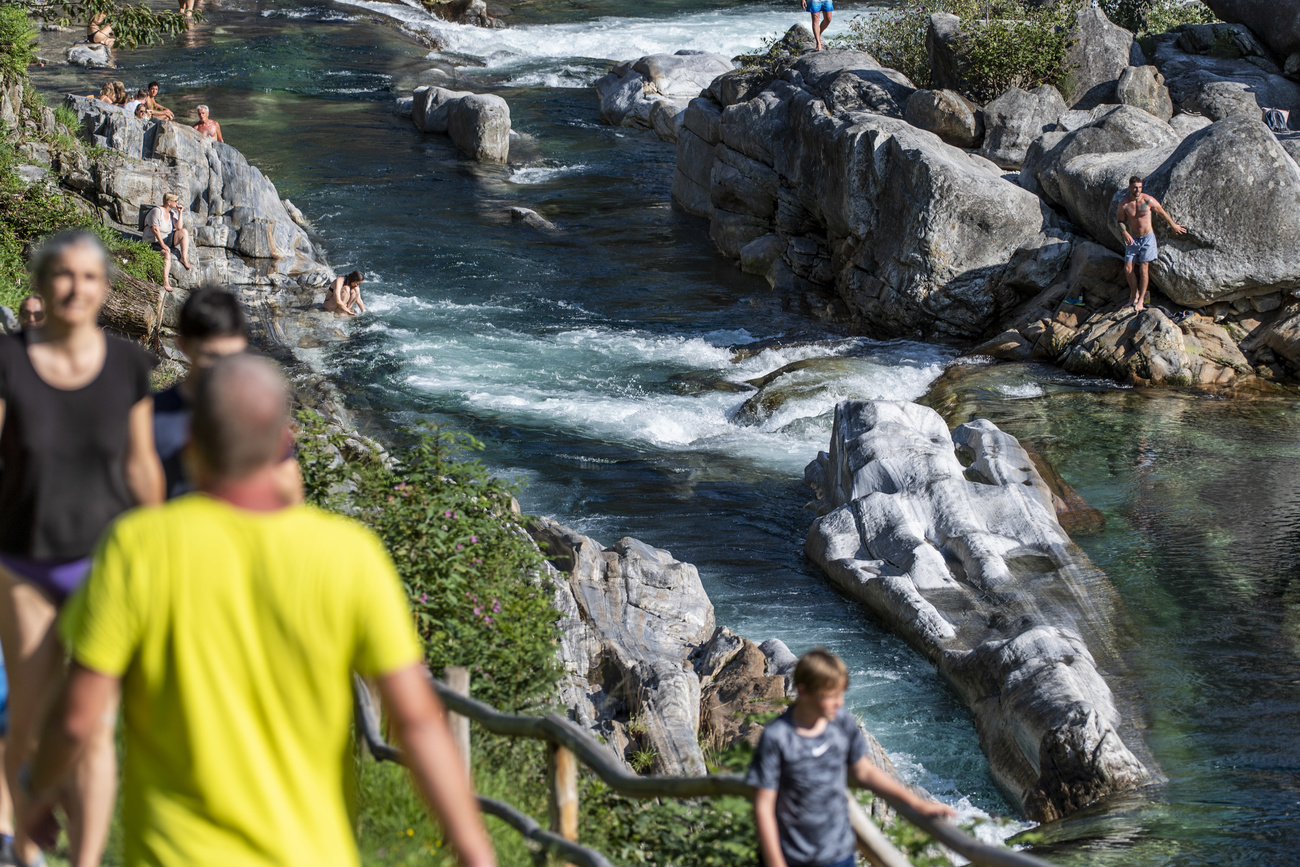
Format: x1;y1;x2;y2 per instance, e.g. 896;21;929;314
1116;174;1186;312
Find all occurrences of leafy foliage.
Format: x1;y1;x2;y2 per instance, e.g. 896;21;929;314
0;144;164;308
0;5;38;83
296;413;560;714
15;0;195;50
832;0;1080;102
832;0;1215;103
1100;0;1216;35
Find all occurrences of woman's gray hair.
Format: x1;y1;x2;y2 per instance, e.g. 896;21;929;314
28;230;109;294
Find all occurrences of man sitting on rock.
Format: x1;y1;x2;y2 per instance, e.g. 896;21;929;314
145;82;175;120
145;192;192;292
194;104;224;142
1116;175;1186;313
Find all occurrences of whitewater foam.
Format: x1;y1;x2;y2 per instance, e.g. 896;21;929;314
331;0;814;85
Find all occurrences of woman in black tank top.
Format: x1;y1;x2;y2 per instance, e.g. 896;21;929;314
0;230;164;867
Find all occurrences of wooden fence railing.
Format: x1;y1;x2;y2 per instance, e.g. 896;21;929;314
352;671;1056;867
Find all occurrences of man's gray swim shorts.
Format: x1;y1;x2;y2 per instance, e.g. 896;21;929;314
1125;232;1158;264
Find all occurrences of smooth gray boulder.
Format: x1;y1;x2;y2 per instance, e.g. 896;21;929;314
411;86;511;162
1034;114;1300;308
904;88;983;148
803;400;1157;821
67;43;112;68
979;85;1068;168
1117;65;1174;121
1201;0;1300;64
1152;28;1300;120
1169;112;1213;138
594;52;733;143
790;50;916;117
1025;104;1180;206
1059;7;1143;108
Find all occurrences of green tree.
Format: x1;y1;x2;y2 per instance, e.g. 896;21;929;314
14;0;194;50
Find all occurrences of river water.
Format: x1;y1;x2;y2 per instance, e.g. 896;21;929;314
30;0;1300;863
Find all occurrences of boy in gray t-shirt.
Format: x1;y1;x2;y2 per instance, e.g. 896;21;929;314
746;649;955;867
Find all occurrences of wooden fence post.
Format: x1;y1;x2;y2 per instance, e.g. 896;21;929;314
445;666;471;778
547;742;579;845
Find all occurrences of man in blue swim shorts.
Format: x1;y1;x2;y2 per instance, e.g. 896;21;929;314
1117;174;1187;312
802;0;833;51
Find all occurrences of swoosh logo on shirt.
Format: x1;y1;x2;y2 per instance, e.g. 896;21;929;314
810;743;831;758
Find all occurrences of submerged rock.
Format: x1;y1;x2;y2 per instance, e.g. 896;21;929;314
803;400;1158;821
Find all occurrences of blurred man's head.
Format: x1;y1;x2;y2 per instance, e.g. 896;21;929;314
178;285;248;371
18;295;44;329
191;354;290;485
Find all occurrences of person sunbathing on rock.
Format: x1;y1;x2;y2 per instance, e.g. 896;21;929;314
87;13;115;50
1116;175;1186;313
194;104;223;142
323;270;366;316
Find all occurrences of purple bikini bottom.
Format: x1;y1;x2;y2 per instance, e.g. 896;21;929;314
0;554;91;607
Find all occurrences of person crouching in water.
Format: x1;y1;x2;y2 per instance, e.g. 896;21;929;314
748;649;955;867
323;270;366;317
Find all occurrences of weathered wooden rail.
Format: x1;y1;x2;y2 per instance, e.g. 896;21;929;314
352;671;1056;867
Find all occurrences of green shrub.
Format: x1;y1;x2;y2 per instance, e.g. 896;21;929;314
833;0;1081;102
296;414;560;715
1101;0;1216;35
0;6;37;84
832;0;1214;103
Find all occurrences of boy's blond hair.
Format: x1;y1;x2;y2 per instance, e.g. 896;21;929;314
793;648;848;694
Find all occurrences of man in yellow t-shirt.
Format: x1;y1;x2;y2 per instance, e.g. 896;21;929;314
21;355;496;867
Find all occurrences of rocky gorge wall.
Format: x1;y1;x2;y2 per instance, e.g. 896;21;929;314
667;10;1300;388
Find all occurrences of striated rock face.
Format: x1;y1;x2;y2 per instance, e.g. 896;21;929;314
1200;0;1300;71
595;52;733;143
673;56;1067;341
532;517;716;776
411;86;511;162
62;95;334;339
1152;25;1300;121
803;400;1158;821
531;517;911;791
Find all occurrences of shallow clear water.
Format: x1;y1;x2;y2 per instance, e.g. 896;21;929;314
30;0;1300;861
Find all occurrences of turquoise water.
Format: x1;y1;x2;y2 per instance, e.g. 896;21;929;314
30;1;1300;862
